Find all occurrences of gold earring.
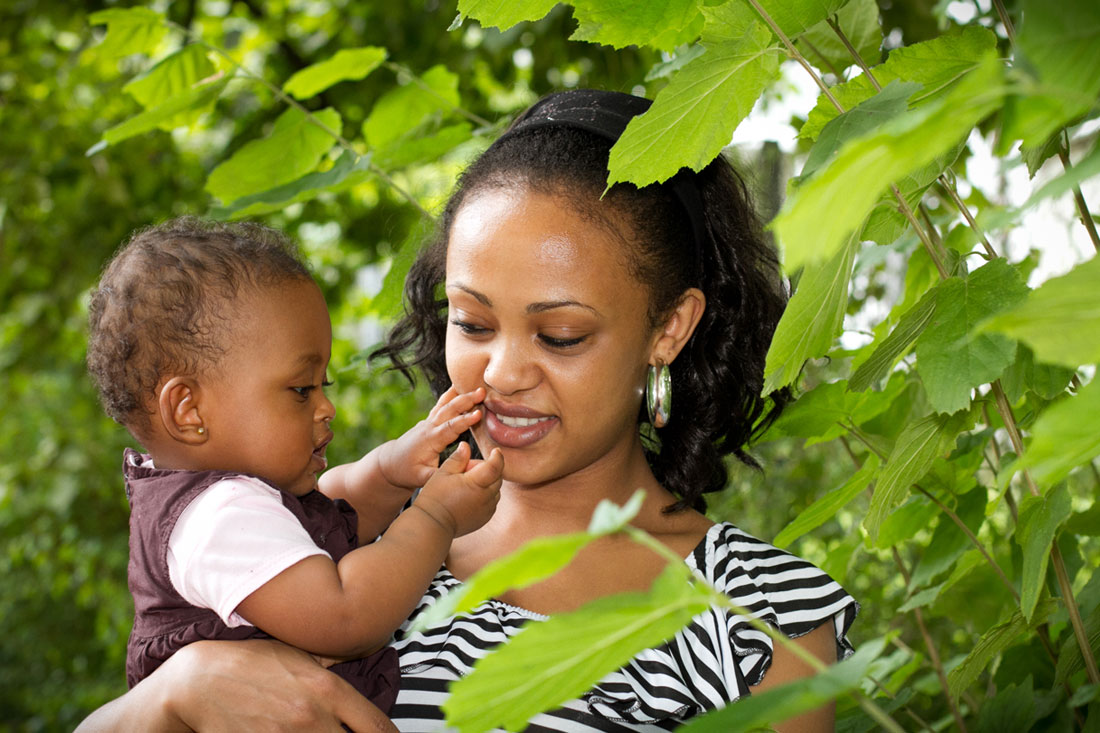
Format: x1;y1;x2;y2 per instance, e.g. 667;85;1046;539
196;427;206;435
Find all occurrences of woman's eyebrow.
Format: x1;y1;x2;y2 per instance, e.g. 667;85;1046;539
526;300;598;315
448;283;492;306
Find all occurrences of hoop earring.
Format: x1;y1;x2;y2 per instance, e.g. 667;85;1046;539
646;362;671;428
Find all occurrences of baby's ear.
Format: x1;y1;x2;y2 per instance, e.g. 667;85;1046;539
157;376;208;444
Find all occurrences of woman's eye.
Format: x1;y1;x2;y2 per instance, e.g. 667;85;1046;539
539;334;587;349
451;319;491;336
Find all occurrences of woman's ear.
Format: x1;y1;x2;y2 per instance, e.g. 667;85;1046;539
157;376;208;444
649;288;706;366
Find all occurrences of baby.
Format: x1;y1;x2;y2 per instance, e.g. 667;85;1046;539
86;217;502;723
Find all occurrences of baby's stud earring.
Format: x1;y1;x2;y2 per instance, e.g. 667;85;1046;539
196;427;206;435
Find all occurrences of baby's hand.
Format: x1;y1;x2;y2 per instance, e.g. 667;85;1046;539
377;386;486;490
414;441;503;537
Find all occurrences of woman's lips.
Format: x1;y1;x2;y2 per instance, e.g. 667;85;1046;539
484;408;557;448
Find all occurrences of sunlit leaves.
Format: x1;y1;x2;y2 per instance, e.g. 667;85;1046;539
283;47;388;100
364;65;460;153
773;455;879;549
752;0;850;40
979;255;1100;369
865;409;973;543
773;55;1002;270
571;0;704;52
89;7;167;58
122;45;216;129
763;233;858;394
678;638;889;733
455;0;560;31
606;21;780;186
913;259;1029;414
1016;484;1073;620
1016;378;1100;488
205;107;342;206
800;25;997;142
443;563;713;732
795;0;883;74
90;77;228;154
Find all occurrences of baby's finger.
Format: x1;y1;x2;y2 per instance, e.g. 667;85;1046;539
435;440;471;475
465;448;504;490
430;387;486;425
427;385;461;420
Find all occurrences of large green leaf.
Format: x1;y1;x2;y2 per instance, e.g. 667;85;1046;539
979;255;1100;369
283;46;387;100
122;45;216;129
763;233;858;395
865;409;972;543
1016;484;1073;621
88;7;167;58
571;0;704;52
606;20;780;187
208;150;375;220
773;455;880;549
913;259;1029;414
373;122;473;170
773;55;1002;271
443;563;713;732
88;77;228;154
205;107;342;205
455;0;560;30
849;289;936;392
752;0;850;41
998;344;1075;403
1005;0;1100;148
801;25;997;142
947;599;1057;699
677;637;889;733
363;65;460;151
795;0;882;74
1016;378;1100;489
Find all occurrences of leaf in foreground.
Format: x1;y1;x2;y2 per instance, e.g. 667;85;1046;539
443;564;712;732
1016;484;1073;621
678;637;888;733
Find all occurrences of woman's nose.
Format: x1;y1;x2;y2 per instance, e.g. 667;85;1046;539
482;338;538;396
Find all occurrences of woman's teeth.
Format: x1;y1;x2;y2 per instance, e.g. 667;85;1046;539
495;413;550;428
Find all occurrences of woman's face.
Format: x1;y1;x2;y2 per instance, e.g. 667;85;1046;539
444;187;659;487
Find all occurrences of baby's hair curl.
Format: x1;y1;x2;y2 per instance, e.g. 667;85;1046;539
87;216;312;437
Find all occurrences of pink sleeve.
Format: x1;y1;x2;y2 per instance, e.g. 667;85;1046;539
167;476;330;627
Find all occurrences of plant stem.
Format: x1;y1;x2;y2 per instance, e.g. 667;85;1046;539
992;0;1016;43
825;16;878;90
744;0;842;110
1058;145;1100;252
891;548;970;733
165;20;433;219
938;176;999;259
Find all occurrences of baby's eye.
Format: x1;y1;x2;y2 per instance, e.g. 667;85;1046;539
539;333;587;349
291;385;316;399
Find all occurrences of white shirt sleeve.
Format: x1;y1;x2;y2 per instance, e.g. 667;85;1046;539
167;476;330;628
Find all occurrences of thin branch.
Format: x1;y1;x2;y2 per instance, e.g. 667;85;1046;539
744;0;843;111
992;0;1016;43
938;176;999;259
1058;144;1100;252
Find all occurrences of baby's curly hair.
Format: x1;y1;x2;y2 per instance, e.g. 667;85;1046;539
87;216;312;437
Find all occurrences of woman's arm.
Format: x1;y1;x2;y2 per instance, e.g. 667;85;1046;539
753;622;838;732
75;639;395;732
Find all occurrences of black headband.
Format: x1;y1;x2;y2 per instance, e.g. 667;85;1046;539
490;89;708;275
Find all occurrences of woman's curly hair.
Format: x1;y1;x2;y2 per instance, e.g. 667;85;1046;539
376;124;790;512
86;216;312;438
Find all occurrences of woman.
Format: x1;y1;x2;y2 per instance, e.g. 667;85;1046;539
78;89;857;732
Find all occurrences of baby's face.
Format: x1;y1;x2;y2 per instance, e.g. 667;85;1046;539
198;278;335;495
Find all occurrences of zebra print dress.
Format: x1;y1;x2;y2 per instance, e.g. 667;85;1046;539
389;522;858;732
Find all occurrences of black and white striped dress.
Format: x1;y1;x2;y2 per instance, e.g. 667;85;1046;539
389;522;858;732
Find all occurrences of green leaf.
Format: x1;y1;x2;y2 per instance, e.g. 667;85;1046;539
774;54;1002;271
122;45;216;129
587;489;645;533
89;77;228;153
765;375;906;447
849;276;936;392
909;487;986;590
913;259;1029;414
947;598;1056;699
795;0;883;74
455;0;560;31
877;494;937;548
865;409;972;543
1055;603;1100;685
1016;484;1073;621
976;675;1041;733
763;233;858;395
799;81;920;183
979;255;1100;369
209;150;374;220
801;25;998;142
443;564;713;732
283;46;387;100
205;107;342;205
1005;0;1100;148
88;7;167;58
373;122;473;170
898;548;984;612
753;0;850;41
773;455;879;549
678;637;889;733
1017;378;1100;491
606;21;780;187
1025;137;1100;209
366;221;427;320
998;344;1075;404
364;65;460;151
570;0;704;52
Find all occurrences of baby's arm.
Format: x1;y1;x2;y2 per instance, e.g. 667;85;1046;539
236;442;503;658
319;386;485;541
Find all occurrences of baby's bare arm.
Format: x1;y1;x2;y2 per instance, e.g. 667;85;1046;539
237;443;503;657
